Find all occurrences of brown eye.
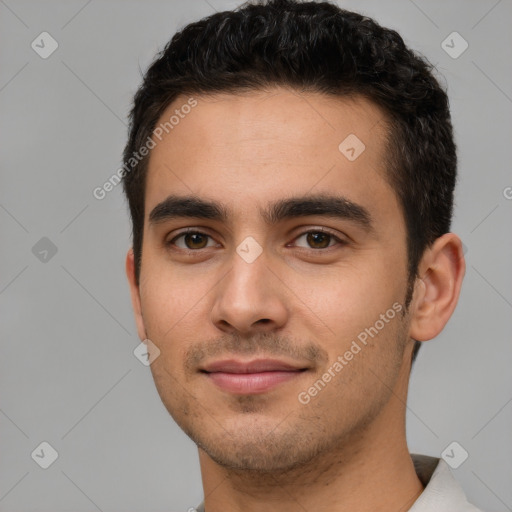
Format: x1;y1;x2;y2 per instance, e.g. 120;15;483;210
293;230;342;250
184;233;209;249
168;231;215;250
306;232;332;249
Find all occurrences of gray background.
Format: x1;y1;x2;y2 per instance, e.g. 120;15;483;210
1;0;511;511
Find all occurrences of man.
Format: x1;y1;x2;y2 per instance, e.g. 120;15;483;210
122;0;480;510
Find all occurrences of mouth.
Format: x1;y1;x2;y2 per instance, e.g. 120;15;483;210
200;358;309;395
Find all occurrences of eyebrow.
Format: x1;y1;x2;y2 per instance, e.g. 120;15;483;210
148;193;373;231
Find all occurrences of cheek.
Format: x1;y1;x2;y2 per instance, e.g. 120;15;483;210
295;264;401;338
291;264;408;391
138;268;198;353
297;309;407;424
140;247;202;310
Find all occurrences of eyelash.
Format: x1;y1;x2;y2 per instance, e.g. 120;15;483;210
165;228;346;253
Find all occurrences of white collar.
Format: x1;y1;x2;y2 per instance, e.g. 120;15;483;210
408;453;482;511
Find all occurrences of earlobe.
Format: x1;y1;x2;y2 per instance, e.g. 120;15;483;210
125;248;147;341
408;233;466;342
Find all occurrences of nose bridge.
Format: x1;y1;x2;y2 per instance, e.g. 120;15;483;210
221;245;270;312
211;241;288;334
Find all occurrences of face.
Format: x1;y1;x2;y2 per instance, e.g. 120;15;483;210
128;88;415;472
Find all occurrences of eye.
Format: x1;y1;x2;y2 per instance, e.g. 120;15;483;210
292;229;345;250
165;228;346;253
167;231;218;250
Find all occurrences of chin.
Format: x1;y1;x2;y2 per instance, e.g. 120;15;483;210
191;423;330;473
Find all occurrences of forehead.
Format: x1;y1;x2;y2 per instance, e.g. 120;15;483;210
144;88;400;226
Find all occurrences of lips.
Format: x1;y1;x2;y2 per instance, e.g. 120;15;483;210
202;359;304;373
201;358;308;394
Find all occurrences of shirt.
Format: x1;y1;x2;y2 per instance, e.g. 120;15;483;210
194;453;484;511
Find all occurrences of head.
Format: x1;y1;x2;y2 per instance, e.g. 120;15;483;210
123;0;465;473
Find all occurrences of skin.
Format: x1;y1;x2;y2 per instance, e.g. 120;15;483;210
126;88;465;512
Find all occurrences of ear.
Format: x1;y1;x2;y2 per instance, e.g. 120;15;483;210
126;248;147;341
409;233;466;342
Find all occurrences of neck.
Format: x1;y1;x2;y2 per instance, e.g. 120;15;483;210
198;355;424;512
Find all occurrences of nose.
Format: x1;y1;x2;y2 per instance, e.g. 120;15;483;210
210;248;289;336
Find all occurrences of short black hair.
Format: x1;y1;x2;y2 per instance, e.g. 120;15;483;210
122;0;458;366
